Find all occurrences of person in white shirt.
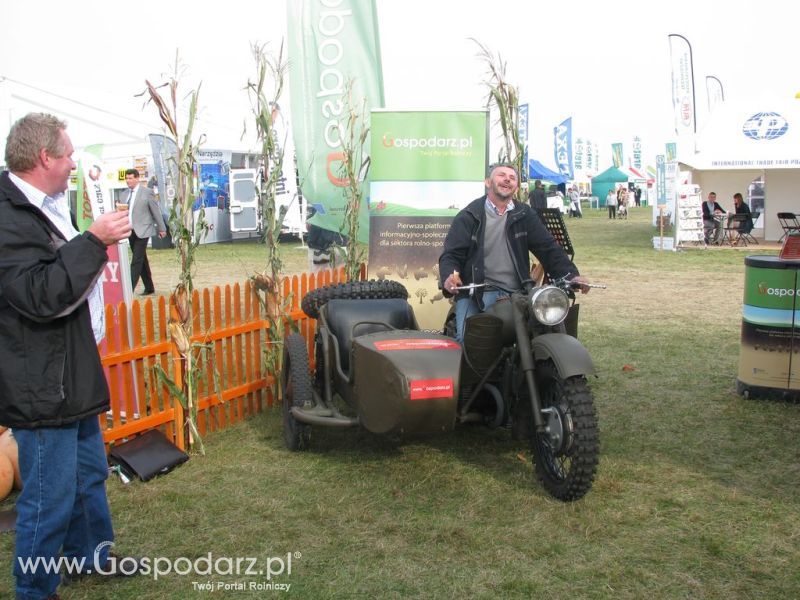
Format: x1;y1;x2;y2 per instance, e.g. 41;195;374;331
606;189;618;219
0;113;140;599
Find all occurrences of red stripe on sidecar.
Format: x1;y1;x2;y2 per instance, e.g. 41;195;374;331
373;339;460;351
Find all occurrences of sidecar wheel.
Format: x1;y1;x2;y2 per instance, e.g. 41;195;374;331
531;360;599;501
301;279;408;319
281;334;312;451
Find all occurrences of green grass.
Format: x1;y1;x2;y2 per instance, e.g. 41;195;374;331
2;207;799;599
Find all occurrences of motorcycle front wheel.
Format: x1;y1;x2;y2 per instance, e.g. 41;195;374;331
531;360;599;501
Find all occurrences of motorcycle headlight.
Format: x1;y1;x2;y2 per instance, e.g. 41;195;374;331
530;286;570;325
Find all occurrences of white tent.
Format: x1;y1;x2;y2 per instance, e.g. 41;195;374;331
677;99;800;241
0;76;260;162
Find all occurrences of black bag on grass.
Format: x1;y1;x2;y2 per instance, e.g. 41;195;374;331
108;429;189;482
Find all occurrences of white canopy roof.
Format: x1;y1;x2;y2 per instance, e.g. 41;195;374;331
679;99;800;171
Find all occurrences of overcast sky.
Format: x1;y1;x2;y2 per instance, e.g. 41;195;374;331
1;0;796;170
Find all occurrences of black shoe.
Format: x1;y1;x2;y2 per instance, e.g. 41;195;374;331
139;289;155;296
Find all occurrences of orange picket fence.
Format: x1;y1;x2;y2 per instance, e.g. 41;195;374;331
99;266;359;451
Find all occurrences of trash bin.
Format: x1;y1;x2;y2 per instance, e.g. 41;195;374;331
737;256;800;400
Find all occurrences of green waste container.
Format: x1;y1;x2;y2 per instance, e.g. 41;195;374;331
737;256;800;400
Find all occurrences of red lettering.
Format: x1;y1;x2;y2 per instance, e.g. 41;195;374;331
82;187;93;222
326;152;348;187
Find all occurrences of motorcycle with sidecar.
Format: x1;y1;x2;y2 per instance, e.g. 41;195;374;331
281;276;602;501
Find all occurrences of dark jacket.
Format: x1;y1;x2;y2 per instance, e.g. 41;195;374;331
0;171;110;428
529;187;547;210
735;201;754;233
702;200;725;220
439;196;578;309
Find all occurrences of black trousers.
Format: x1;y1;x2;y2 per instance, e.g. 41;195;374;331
129;232;154;292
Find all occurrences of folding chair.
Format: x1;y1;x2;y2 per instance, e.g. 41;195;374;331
740;211;760;245
777;212;800;242
723;214;751;246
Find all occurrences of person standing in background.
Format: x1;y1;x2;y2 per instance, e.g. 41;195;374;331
123;168;167;295
529;179;547;210
568;186;582;218
606;188;617;219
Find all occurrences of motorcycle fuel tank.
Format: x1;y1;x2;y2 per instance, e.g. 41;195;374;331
352;330;461;434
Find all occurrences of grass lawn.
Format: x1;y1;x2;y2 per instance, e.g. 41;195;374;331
1;207;799;599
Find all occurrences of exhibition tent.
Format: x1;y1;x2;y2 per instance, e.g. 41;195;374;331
590;166;628;206
0;76;259;162
622;166;648;182
678;99;800;240
528;158;567;185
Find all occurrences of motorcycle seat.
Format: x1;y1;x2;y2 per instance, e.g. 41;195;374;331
323;298;417;375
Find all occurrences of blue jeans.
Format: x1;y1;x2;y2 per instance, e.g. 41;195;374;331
13;415;114;600
454;290;509;343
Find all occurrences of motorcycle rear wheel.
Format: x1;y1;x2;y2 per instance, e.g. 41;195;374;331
281;334;312;451
531;360;599;501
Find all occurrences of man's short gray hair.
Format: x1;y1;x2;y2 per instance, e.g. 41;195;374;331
487;163;519;178
4;113;68;172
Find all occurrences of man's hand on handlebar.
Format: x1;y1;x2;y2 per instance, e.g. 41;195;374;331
444;270;463;294
570;275;591;294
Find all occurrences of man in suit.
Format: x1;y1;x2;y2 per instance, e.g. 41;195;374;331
702;191;726;244
123;168;167;295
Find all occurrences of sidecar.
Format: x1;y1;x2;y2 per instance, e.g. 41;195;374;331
281;281;463;450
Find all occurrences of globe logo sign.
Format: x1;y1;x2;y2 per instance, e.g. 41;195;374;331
742;112;789;140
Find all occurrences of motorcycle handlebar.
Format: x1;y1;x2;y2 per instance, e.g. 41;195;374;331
564;278;607;290
452;279;607;293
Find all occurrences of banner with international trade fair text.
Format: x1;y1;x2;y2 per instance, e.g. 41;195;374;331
286;0;384;241
368;110;488;329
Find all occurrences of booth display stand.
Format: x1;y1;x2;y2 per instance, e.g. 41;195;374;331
675;184;705;247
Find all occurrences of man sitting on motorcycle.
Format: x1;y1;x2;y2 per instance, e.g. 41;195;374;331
439;163;590;342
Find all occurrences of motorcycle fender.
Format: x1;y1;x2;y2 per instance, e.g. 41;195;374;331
532;333;595;378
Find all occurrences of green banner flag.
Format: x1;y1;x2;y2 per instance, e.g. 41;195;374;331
75;144;105;232
287;0;385;239
611;142;623;168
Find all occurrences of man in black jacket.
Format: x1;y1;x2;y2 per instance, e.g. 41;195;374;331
528;178;547;209
439;164;589;342
702;191;727;243
0;113;134;599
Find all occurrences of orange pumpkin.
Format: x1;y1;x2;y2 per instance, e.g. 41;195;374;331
0;453;14;500
0;430;21;490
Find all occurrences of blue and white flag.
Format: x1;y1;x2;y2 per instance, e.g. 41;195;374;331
553;117;573;180
518;103;529;180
